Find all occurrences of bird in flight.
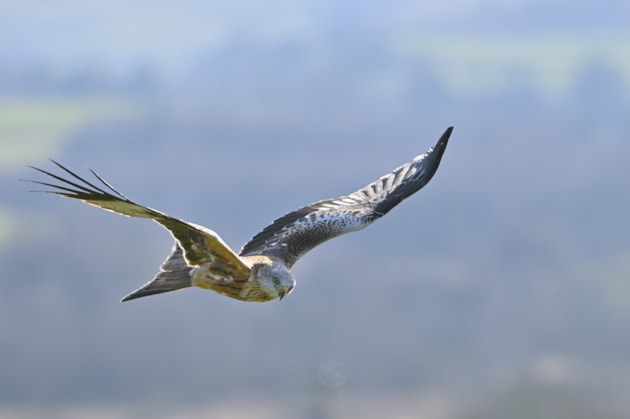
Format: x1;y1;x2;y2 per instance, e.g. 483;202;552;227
28;127;452;303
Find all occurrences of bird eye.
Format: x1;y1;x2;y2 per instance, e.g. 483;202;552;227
272;276;280;285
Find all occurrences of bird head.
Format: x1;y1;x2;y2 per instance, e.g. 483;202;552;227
253;260;295;301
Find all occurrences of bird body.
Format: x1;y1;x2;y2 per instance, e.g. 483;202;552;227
192;254;292;302
28;127;452;302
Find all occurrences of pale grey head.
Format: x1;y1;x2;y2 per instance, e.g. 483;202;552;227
251;260;296;300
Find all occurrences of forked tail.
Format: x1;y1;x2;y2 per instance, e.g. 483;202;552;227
122;245;193;302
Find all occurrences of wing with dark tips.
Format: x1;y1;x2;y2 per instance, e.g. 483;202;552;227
27;161;251;280
239;126;452;268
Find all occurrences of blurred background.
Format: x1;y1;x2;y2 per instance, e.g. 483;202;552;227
1;0;629;417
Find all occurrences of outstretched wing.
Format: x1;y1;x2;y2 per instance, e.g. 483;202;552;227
239;127;452;268
28;161;251;279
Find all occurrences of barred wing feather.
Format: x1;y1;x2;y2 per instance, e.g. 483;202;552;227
239;126;452;267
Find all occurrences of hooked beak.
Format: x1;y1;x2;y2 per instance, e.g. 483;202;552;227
278;284;294;301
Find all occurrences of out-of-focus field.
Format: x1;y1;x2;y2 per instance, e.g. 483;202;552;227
405;36;630;95
0;98;140;173
0;98;141;246
0;394;459;419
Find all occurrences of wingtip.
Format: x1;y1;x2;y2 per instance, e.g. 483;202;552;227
431;126;453;155
441;126;454;142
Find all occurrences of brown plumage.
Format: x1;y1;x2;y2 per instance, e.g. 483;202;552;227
27;127;452;302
